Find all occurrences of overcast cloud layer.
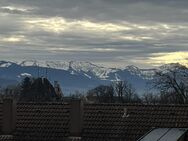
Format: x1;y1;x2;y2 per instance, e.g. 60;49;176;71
0;0;188;68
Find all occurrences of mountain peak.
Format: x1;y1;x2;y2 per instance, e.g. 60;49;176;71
0;61;14;68
19;60;39;67
158;63;187;71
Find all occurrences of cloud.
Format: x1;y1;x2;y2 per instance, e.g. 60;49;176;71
25;17;133;33
0;0;188;68
1;0;188;23
0;6;31;14
47;47;117;53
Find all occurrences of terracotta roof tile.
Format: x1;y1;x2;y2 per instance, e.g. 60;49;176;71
2;102;188;141
14;102;71;141
0;135;15;141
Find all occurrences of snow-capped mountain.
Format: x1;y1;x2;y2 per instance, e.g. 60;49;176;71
0;60;186;95
18;60;116;80
18;60;156;80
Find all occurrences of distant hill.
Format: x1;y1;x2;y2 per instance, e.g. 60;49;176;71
0;60;187;95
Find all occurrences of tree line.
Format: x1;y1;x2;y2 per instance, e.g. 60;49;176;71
86;80;141;103
82;64;188;104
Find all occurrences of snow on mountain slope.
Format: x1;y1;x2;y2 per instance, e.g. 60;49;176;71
0;61;12;68
126;65;156;79
19;60;38;67
18;60;116;80
18;73;32;78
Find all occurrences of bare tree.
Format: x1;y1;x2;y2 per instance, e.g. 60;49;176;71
87;85;114;103
0;84;21;100
143;92;160;104
152;64;188;104
113;80;140;103
113;81;124;102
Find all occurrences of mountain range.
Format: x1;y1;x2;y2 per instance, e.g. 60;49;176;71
0;60;186;95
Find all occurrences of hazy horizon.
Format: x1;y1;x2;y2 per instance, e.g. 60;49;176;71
0;59;186;70
0;0;188;68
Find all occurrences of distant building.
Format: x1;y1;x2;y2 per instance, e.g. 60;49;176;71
20;77;61;102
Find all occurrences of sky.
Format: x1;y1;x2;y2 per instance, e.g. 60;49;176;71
0;0;188;68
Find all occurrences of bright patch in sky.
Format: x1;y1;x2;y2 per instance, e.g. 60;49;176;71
26;17;133;33
149;52;188;67
1;6;28;12
1;36;25;42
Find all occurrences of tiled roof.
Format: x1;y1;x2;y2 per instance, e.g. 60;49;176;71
82;103;188;141
0;135;15;141
15;102;71;141
1;101;188;141
67;137;82;141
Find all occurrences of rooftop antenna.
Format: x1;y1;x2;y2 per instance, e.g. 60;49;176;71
45;67;48;79
37;63;40;78
47;64;51;81
46;64;50;79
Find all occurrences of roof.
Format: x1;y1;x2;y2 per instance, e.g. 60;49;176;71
67;137;82;141
0;135;15;141
138;128;188;141
1;101;188;141
15;102;71;141
82;103;188;141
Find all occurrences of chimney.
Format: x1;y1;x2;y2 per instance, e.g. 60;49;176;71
69;99;83;137
2;98;16;134
54;81;63;97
